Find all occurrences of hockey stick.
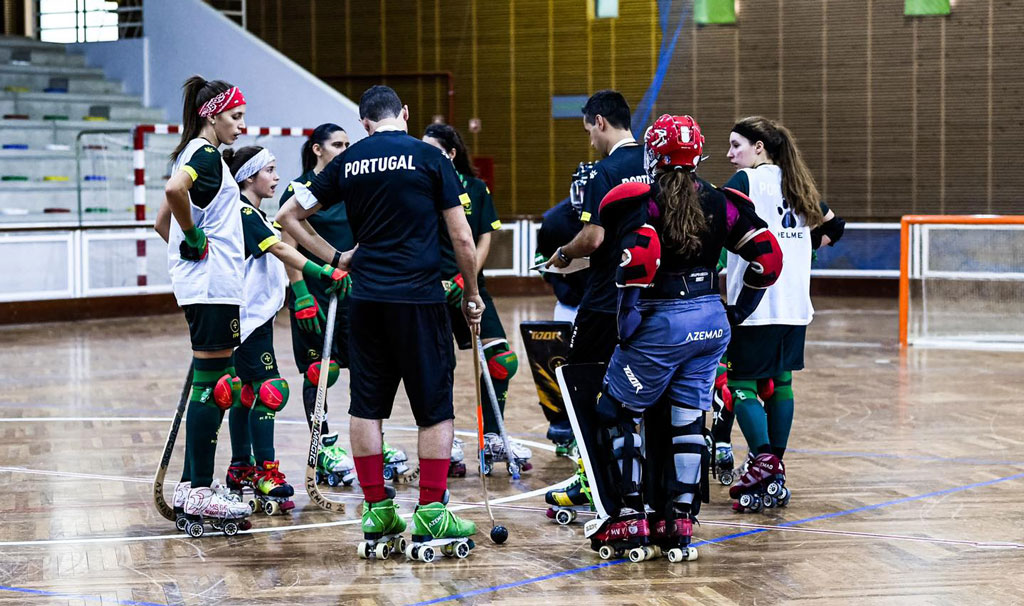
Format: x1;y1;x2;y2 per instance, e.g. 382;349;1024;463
473;327;509;543
304;294;346;513
153;365;194;521
473;327;521;480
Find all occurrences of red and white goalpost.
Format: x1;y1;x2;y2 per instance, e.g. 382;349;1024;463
899;215;1024;350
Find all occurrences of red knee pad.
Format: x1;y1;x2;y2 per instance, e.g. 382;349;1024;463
257;378;289;412
240;383;256;409
306;359;340;387
757;378;775;401
213;374;240;410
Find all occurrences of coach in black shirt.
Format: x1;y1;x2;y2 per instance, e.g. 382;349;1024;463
546;90;650;365
277;86;482;520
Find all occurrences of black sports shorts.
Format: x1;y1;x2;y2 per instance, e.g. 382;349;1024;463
182;303;241;352
348;299;455;427
727;324;806;380
233;318;279;383
288;286;351;374
448;287;505;350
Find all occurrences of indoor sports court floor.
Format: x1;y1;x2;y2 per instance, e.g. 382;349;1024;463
0;295;1022;605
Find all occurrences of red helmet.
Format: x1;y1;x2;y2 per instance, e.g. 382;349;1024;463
643;114;704;175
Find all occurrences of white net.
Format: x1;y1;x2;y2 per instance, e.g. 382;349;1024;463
78;131;134;221
906;221;1024;350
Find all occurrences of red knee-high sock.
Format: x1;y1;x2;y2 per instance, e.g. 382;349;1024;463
353;454;386;503
419;458;450;505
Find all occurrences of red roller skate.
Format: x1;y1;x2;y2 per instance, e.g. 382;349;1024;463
729;453;790;512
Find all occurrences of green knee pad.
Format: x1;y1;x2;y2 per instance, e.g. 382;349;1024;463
484;340;518;382
771;372;793;401
304;359;339;389
256;377;290;412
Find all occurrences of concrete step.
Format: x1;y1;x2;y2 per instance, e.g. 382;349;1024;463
1;73;122;95
0;181;167;216
0;98;163;122
0;63;105;78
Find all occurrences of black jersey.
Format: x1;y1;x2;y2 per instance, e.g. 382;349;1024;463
439;173;500;284
308;129;466;303
579;141;650;313
282;169;356;265
539;198;587;308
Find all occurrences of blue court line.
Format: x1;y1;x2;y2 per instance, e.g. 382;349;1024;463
0;584;166;606
407;471;1024;606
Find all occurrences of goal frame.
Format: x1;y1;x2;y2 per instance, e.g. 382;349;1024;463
899;214;1024;347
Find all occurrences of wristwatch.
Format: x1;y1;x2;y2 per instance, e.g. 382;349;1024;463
556;248;571;264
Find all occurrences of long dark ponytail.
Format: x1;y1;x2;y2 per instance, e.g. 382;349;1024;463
423;123;476;178
170;75;234;161
656;170;706;256
301;123;345;173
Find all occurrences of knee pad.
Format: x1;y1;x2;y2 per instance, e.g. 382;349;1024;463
255;377;290;412
240;383;256;409
306;359;340;388
213;374;241;410
484;340;518;381
668;404;708;515
597;385;643;499
771;372;793;401
757;378;775;401
729;380;759;407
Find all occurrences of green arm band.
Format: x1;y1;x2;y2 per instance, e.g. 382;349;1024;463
300;260;323;280
291;279;312;298
183;226;204;247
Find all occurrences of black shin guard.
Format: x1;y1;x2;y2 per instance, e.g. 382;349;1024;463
666;404;708;518
596;387;643;513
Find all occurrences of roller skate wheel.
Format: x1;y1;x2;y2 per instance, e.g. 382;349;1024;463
398;537;408;553
628;547;647;563
343;478;355;486
686;547;698;561
767;482;782;497
264;500;279;516
222;521;239;536
455;542;470;559
750;496;763;512
357;541;369;559
327;473;339;487
720;471;735;486
175;516;188;532
405;544;416;560
187;521;204;538
598;545;615;560
763;494;776;509
442;544;454;556
247;498;258;513
419;546;436;563
481;461;493;476
375;542;390;560
667;548;683;563
239;519;252;531
546;507;556;520
383;466;395;481
779;488;791;506
739;493;754;508
555;509;575;525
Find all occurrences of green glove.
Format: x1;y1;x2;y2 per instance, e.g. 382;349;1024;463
444;273;464;307
302;260;351;298
291;280;324;335
179;226;208;261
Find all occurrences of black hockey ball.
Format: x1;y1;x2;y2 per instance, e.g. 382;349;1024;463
490;525;509;544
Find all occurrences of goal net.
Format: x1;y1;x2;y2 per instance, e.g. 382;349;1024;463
900;215;1024;350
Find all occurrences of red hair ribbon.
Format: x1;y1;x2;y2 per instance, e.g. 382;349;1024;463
198;86;246;118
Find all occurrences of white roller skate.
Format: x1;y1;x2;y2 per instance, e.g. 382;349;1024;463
182;485;253;538
481;432;533;475
383;440;417;483
448;437;467;478
173;481;191;532
316;432;356;487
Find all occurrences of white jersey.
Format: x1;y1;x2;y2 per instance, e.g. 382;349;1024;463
726;165;813;326
238;200;288;342
167;138;244;307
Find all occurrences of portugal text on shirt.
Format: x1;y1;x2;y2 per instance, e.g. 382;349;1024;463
344;155;417;177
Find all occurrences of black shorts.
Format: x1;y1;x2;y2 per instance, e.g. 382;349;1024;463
287;286;351;374
448;287;505;350
727;324;806;380
348;299;455;427
233;318;279;383
182;303;241;352
567;308;618;365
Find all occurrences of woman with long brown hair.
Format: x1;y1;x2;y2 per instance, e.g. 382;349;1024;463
573;114;782;562
723;116;846;513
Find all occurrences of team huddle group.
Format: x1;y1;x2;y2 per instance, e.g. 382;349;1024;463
155;75;845;561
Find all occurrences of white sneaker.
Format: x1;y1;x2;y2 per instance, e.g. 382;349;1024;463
451;437;465;464
184;486;251;519
484;433;532;461
210;478;241;503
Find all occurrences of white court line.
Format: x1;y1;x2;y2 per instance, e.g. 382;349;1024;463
0;421;568;547
806;340;886;348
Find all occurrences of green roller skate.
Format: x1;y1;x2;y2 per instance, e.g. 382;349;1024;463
545;457;594;525
383;439;417;484
316;432;356;487
358;486;407;560
405;491;476;562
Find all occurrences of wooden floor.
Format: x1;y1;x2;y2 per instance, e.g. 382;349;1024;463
1;295;1023;606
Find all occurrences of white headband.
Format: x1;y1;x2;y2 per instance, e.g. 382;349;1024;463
234;148;275;183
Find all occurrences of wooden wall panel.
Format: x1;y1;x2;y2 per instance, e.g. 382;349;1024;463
241;0;1024;220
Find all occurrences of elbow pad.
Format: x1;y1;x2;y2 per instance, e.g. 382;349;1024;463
811;215;846;249
735;228;783;289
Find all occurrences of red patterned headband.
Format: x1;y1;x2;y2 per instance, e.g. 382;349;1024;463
198;87;246;118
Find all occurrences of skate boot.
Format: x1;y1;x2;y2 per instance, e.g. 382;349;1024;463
545;457;593;525
358;485;408;560
225;459;256;497
406;490;476;562
546;420;576;458
729;453;789;512
249;461;295;515
586;509;656;562
182;485;252;538
316;432;356;487
173;481;191;532
481;432;533;475
714;442;736;486
448;437;467;478
383;440;417;484
651;508;699;563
